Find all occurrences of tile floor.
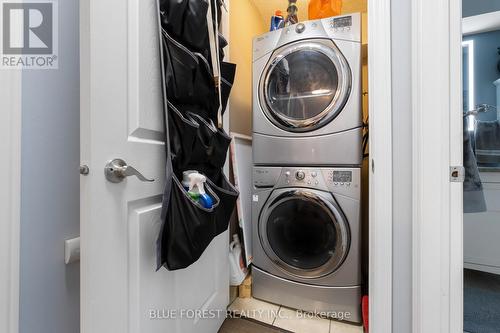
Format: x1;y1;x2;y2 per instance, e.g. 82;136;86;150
228;297;364;333
219;318;286;333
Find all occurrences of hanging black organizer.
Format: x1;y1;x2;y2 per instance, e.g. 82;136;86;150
156;0;238;271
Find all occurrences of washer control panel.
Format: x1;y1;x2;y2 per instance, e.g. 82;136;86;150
253;167;282;187
327;170;353;187
279;168;324;187
253;167;361;199
295;170;306;180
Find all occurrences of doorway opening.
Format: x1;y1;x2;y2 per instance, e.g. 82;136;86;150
462;7;500;333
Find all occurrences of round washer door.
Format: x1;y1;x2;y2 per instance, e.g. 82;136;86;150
259;39;352;132
259;189;350;279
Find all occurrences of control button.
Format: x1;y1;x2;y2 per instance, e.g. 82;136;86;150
340;183;344;186
295;23;306;33
307;181;311;185
312;22;317;28
311;171;318;178
334;182;339;186
315;181;319;185
347;183;351;187
285;171;291;177
295;170;306;181
285;29;291;34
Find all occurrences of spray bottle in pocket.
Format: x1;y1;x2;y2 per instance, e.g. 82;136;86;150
182;170;214;209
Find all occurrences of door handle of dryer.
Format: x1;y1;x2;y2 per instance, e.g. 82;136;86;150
105;158;154;183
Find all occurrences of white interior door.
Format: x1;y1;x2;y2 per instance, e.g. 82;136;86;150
80;1;229;332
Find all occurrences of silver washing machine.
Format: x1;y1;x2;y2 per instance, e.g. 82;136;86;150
252;166;362;323
252;13;362;166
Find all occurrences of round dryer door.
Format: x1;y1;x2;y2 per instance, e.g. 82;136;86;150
259;189;350;279
259;39;352;132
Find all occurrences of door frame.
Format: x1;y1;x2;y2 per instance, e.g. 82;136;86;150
411;0;463;332
0;70;22;333
367;0;393;332
462;12;500;276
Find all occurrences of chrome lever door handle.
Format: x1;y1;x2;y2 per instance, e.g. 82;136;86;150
105;158;154;183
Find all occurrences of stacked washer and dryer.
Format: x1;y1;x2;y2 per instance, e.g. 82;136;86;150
251;13;363;323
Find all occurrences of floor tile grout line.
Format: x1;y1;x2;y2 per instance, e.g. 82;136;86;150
272;306;281;326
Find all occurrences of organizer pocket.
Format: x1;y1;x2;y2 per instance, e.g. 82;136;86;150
168;101;199;170
160;0;227;54
163;31;215;107
220;62;236;113
206;172;239;236
160;0;209;51
161;174;221;270
168;103;231;175
187;112;232;169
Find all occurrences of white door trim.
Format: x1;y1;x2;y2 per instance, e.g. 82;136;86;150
367;0;393;332
448;1;464;331
411;0;463;332
0;70;22;333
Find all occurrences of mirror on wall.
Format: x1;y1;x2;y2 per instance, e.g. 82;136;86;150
462;4;500;333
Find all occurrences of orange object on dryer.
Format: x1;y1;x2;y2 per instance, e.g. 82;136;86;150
308;0;342;20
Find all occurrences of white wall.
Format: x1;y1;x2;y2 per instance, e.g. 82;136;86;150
391;0;413;331
19;0;80;332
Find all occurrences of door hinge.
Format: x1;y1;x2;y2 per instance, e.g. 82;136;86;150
450;166;465;182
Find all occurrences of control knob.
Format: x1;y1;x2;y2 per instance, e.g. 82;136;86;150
295;170;306;180
295;23;306;33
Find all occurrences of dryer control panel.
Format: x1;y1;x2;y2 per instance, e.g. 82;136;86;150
253;13;361;61
253;167;361;200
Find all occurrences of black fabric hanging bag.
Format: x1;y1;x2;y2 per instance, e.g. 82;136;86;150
160;172;220;271
158;123;238;269
156;0;238;271
160;104;238;270
160;166;238;270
